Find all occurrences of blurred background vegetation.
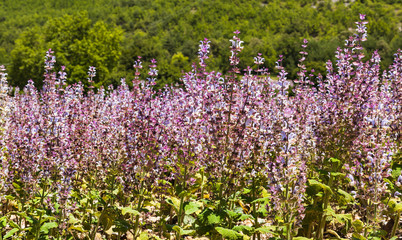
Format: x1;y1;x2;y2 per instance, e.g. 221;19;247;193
0;0;401;89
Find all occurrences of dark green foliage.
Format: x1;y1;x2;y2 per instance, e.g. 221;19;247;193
0;0;401;88
8;11;122;89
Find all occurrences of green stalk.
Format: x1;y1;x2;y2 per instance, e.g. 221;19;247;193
176;165;188;240
317;175;333;240
391;211;401;238
200;167;205;201
90;206;106;240
35;212;43;240
251;172;259;240
133;179;145;239
176;195;185;240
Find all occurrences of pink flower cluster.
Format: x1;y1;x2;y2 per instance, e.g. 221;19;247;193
0;15;400;232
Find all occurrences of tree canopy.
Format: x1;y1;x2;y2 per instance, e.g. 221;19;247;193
0;0;400;89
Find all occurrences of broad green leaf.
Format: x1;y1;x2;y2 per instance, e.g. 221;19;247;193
232;225;253;235
68;215;80;224
352;233;366;240
337;189;354;204
139;231;149;240
242;188;251;194
40;214;56;223
352;219;364;233
226;209;241;219
40;222;58;234
334;213;352;225
113;219;132;233
12;182;21;191
184;201;202;215
5;195;15;200
331;172;345;177
215;227;243;240
0;216;6;228
183;215;196;225
120;206;140;216
394;202;402;212
16;212;34;224
68;225;86;233
172;226;195;236
4;228;19;239
8;220;21;229
308;179;333;194
207;213;221;224
251;197;270;204
369;229;387;238
387;198;402;212
178;190;191;198
166;197;181;213
99;208;117;231
239;213;253;221
255;226;277;235
329;158;341;165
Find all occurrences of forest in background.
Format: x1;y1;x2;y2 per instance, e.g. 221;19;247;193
0;0;401;89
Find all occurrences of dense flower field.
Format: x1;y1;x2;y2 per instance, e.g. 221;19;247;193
0;15;401;240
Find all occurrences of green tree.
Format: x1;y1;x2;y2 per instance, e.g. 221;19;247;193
9;11;123;89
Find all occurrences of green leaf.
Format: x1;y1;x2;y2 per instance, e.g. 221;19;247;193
68;215;80;224
351;233;366;240
113;219;132;233
207;213;221;224
120;206;140;216
183;215;196;225
12;182;22;191
369;229;387;238
394;202;402;212
232;225;253;235
99;208;117;231
255;226;277;235
178;190;191;198
4;228;19;239
0;216;7;228
68;225;86;233
251;197;270;204
215;227;243;240
172;226;195;236
331;172;345;177
352;219;364;233
226;209;241;219
293;237;313;240
40;222;58;234
308;179;333;194
40;214;56;224
139;231;149;240
184;201;201;215
15;212;34;225
5;195;15;200
387;198;402;212
8;220;21;229
166;197;181;213
334;213;352;225
239;213;253;221
242;188;251;194
337;189;354;204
